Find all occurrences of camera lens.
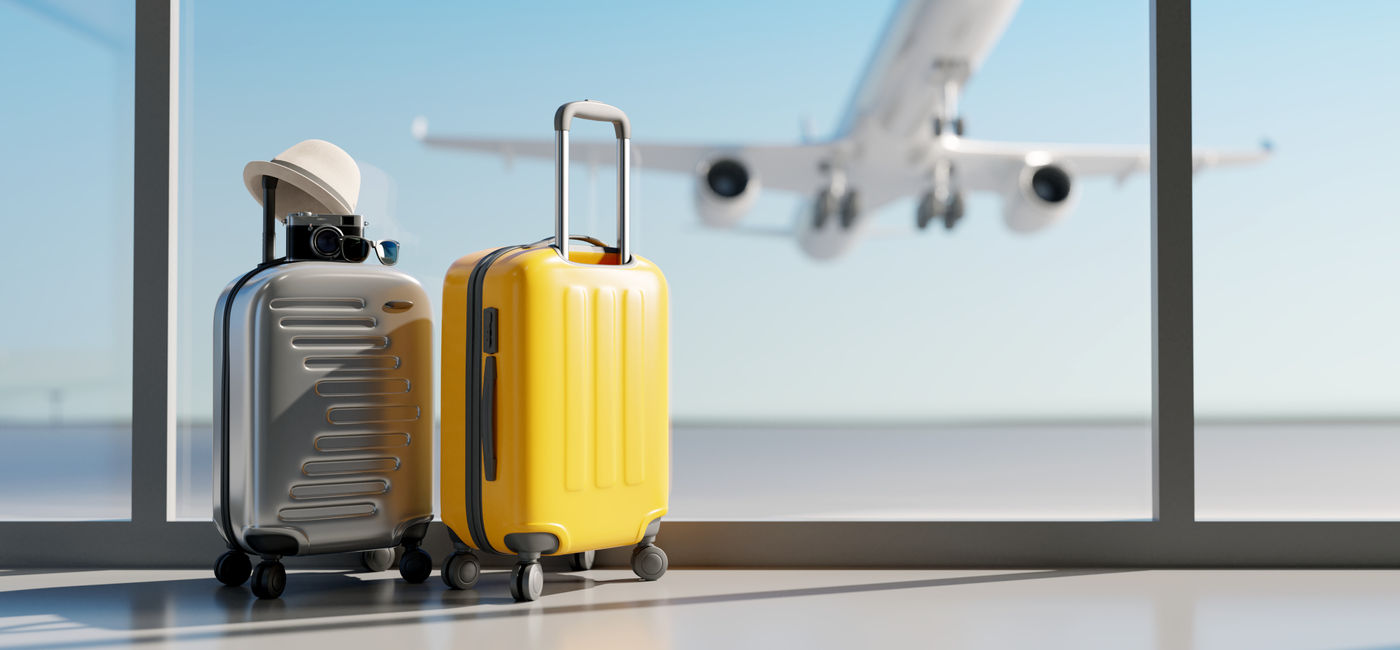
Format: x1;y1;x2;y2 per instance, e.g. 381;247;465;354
311;227;341;257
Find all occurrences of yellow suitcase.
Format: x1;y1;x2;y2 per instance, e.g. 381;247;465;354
440;101;670;601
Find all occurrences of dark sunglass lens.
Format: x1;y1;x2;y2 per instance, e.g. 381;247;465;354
342;237;370;262
378;240;399;265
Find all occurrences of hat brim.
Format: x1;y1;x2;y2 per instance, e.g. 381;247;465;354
243;160;355;220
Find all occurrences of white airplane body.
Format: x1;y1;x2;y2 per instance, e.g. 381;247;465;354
416;0;1269;260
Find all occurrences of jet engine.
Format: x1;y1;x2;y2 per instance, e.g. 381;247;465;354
1002;162;1076;233
693;157;760;228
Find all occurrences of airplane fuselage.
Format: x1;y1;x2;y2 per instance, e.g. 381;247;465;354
796;0;1021;259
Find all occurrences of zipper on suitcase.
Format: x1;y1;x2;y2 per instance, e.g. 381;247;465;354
218;260;288;552
463;239;550;553
463;246;512;554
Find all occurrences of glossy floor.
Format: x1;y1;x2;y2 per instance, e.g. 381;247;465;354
2;567;1400;648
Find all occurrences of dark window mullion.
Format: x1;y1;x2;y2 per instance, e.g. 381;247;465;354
1149;0;1195;525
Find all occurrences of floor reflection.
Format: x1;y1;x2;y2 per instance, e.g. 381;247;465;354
0;569;621;633
8;569;1399;650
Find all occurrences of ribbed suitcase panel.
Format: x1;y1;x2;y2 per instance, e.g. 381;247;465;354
563;287;589;492
220;261;435;555
562;286;648;493
622;288;646;486
278;295;416;524
592;288;619;490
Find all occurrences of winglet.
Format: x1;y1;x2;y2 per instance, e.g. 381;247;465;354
411;116;429;142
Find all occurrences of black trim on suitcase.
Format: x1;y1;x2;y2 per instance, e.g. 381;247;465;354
463;238;552;554
219;175;286;553
463;245;512;554
218;259;288;552
482;356;497;482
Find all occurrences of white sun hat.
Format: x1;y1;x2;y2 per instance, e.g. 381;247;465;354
242;139;361;220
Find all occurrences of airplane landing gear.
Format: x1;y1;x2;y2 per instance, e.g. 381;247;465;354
838;191;860;230
932;116;966;137
812;187;838;229
814;184;859;230
916;191;964;231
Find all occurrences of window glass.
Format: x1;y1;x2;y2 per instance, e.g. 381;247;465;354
0;2;134;520
177;1;1152;520
1194;1;1400;519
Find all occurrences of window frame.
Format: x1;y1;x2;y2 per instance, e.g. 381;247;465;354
3;0;1396;568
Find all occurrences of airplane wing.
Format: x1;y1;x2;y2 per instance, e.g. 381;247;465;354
416;120;834;194
943;136;1275;191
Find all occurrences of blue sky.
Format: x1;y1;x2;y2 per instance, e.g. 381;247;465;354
2;1;1397;422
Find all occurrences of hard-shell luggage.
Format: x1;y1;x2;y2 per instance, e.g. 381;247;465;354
212;173;435;599
440;101;670;601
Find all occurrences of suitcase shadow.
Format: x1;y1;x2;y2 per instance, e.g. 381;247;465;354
0;569;1129;647
0;568;622;634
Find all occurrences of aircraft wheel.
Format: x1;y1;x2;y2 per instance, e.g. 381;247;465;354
916;193;936;230
944;193;965;230
838;191;860;229
813;188;837;229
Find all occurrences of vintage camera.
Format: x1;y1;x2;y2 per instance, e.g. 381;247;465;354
286;213;366;262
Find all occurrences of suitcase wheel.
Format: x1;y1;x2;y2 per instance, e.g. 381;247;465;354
509;561;543;602
398;546;433;584
213;550;252;587
360;548;396;573
630;544;668;582
566;550;596;572
251;560;286;600
442;551;481;591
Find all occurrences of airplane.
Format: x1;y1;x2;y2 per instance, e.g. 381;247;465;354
413;0;1271;260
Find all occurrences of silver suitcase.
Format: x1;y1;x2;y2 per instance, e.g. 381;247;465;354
212;177;434;599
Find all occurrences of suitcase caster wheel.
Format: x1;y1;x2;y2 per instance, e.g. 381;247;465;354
214;551;251;587
398;546;432;584
630;544;667;581
360;548;395;573
250;560;286;599
509;561;543;602
567;550;596;572
442;551;481;590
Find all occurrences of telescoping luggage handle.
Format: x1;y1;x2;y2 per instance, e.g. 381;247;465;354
554;100;631;264
261;176;278;263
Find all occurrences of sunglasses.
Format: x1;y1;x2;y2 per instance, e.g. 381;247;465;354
344;236;400;266
311;226;400;266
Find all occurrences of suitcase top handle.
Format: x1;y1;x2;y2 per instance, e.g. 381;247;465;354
554;101;630;138
553;100;631;265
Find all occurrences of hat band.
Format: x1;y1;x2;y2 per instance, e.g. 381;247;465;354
270;158;354;212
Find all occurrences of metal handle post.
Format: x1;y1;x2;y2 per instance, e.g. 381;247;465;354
554;100;631;263
261;176;278;263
